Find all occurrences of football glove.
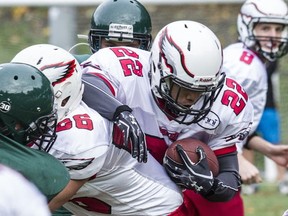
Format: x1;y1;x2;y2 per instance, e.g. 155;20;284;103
164;145;214;195
114;110;147;163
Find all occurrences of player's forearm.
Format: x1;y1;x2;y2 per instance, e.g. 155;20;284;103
247;135;271;155
205;152;241;202
49;179;87;212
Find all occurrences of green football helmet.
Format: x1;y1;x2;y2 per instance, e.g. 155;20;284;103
0;63;57;152
88;0;152;53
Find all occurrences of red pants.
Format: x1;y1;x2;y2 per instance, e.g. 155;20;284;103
169;190;243;216
169;190;198;216
182;189;244;216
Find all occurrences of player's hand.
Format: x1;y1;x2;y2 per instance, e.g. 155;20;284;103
114;111;147;163
248;136;288;167
266;144;288;168
238;153;262;184
164;145;214;195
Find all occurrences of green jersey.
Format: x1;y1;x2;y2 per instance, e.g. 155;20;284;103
0;134;70;201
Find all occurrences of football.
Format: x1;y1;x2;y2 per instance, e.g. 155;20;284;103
165;138;219;176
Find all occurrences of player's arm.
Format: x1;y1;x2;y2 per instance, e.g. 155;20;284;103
247;135;288;167
206;151;241;201
82;73;147;163
48;178;88;212
82;73;127;121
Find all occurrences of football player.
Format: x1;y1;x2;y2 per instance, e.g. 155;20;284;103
0;62;70;201
12;44;192;215
226;0;288;184
188;0;288;215
73;0;153;165
80;20;254;213
77;0;153;164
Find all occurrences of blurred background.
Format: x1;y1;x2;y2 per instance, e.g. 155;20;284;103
0;1;287;215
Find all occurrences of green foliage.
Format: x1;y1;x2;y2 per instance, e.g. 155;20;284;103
243;182;288;216
0;7;48;63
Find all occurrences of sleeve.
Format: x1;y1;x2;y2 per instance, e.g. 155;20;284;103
241;77;266;133
82;73;132;121
205;152;241;202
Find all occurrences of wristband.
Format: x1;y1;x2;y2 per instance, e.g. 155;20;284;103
112;105;133;121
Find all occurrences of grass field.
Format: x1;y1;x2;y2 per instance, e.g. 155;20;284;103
242;182;288;216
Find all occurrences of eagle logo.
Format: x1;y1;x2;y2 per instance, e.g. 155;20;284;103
39;60;77;86
159;27;194;78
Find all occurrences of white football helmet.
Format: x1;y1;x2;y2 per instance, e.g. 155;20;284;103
150;20;225;124
11;44;84;121
237;0;288;61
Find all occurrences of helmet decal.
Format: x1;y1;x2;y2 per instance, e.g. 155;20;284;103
108;23;134;40
11;44;83;122
0;101;11;113
159;27;194;78
39;60;77;87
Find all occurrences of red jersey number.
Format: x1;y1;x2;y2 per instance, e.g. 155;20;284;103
221;78;248;115
110;47;143;77
240;51;254;65
57;114;93;132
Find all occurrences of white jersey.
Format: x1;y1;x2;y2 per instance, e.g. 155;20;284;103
0;165;50;216
82;46;254;161
223;42;267;133
47;102;183;216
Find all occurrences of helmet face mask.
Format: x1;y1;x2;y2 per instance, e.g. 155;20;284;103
155;74;225;125
26;112;57;152
89;27;152;52
250;33;288;61
0;63;57;152
237;0;288;61
0;112;57;151
150;21;224;124
88;0;152;53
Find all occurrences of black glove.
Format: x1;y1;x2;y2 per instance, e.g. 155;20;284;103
164;145;214;195
113;110;147;163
